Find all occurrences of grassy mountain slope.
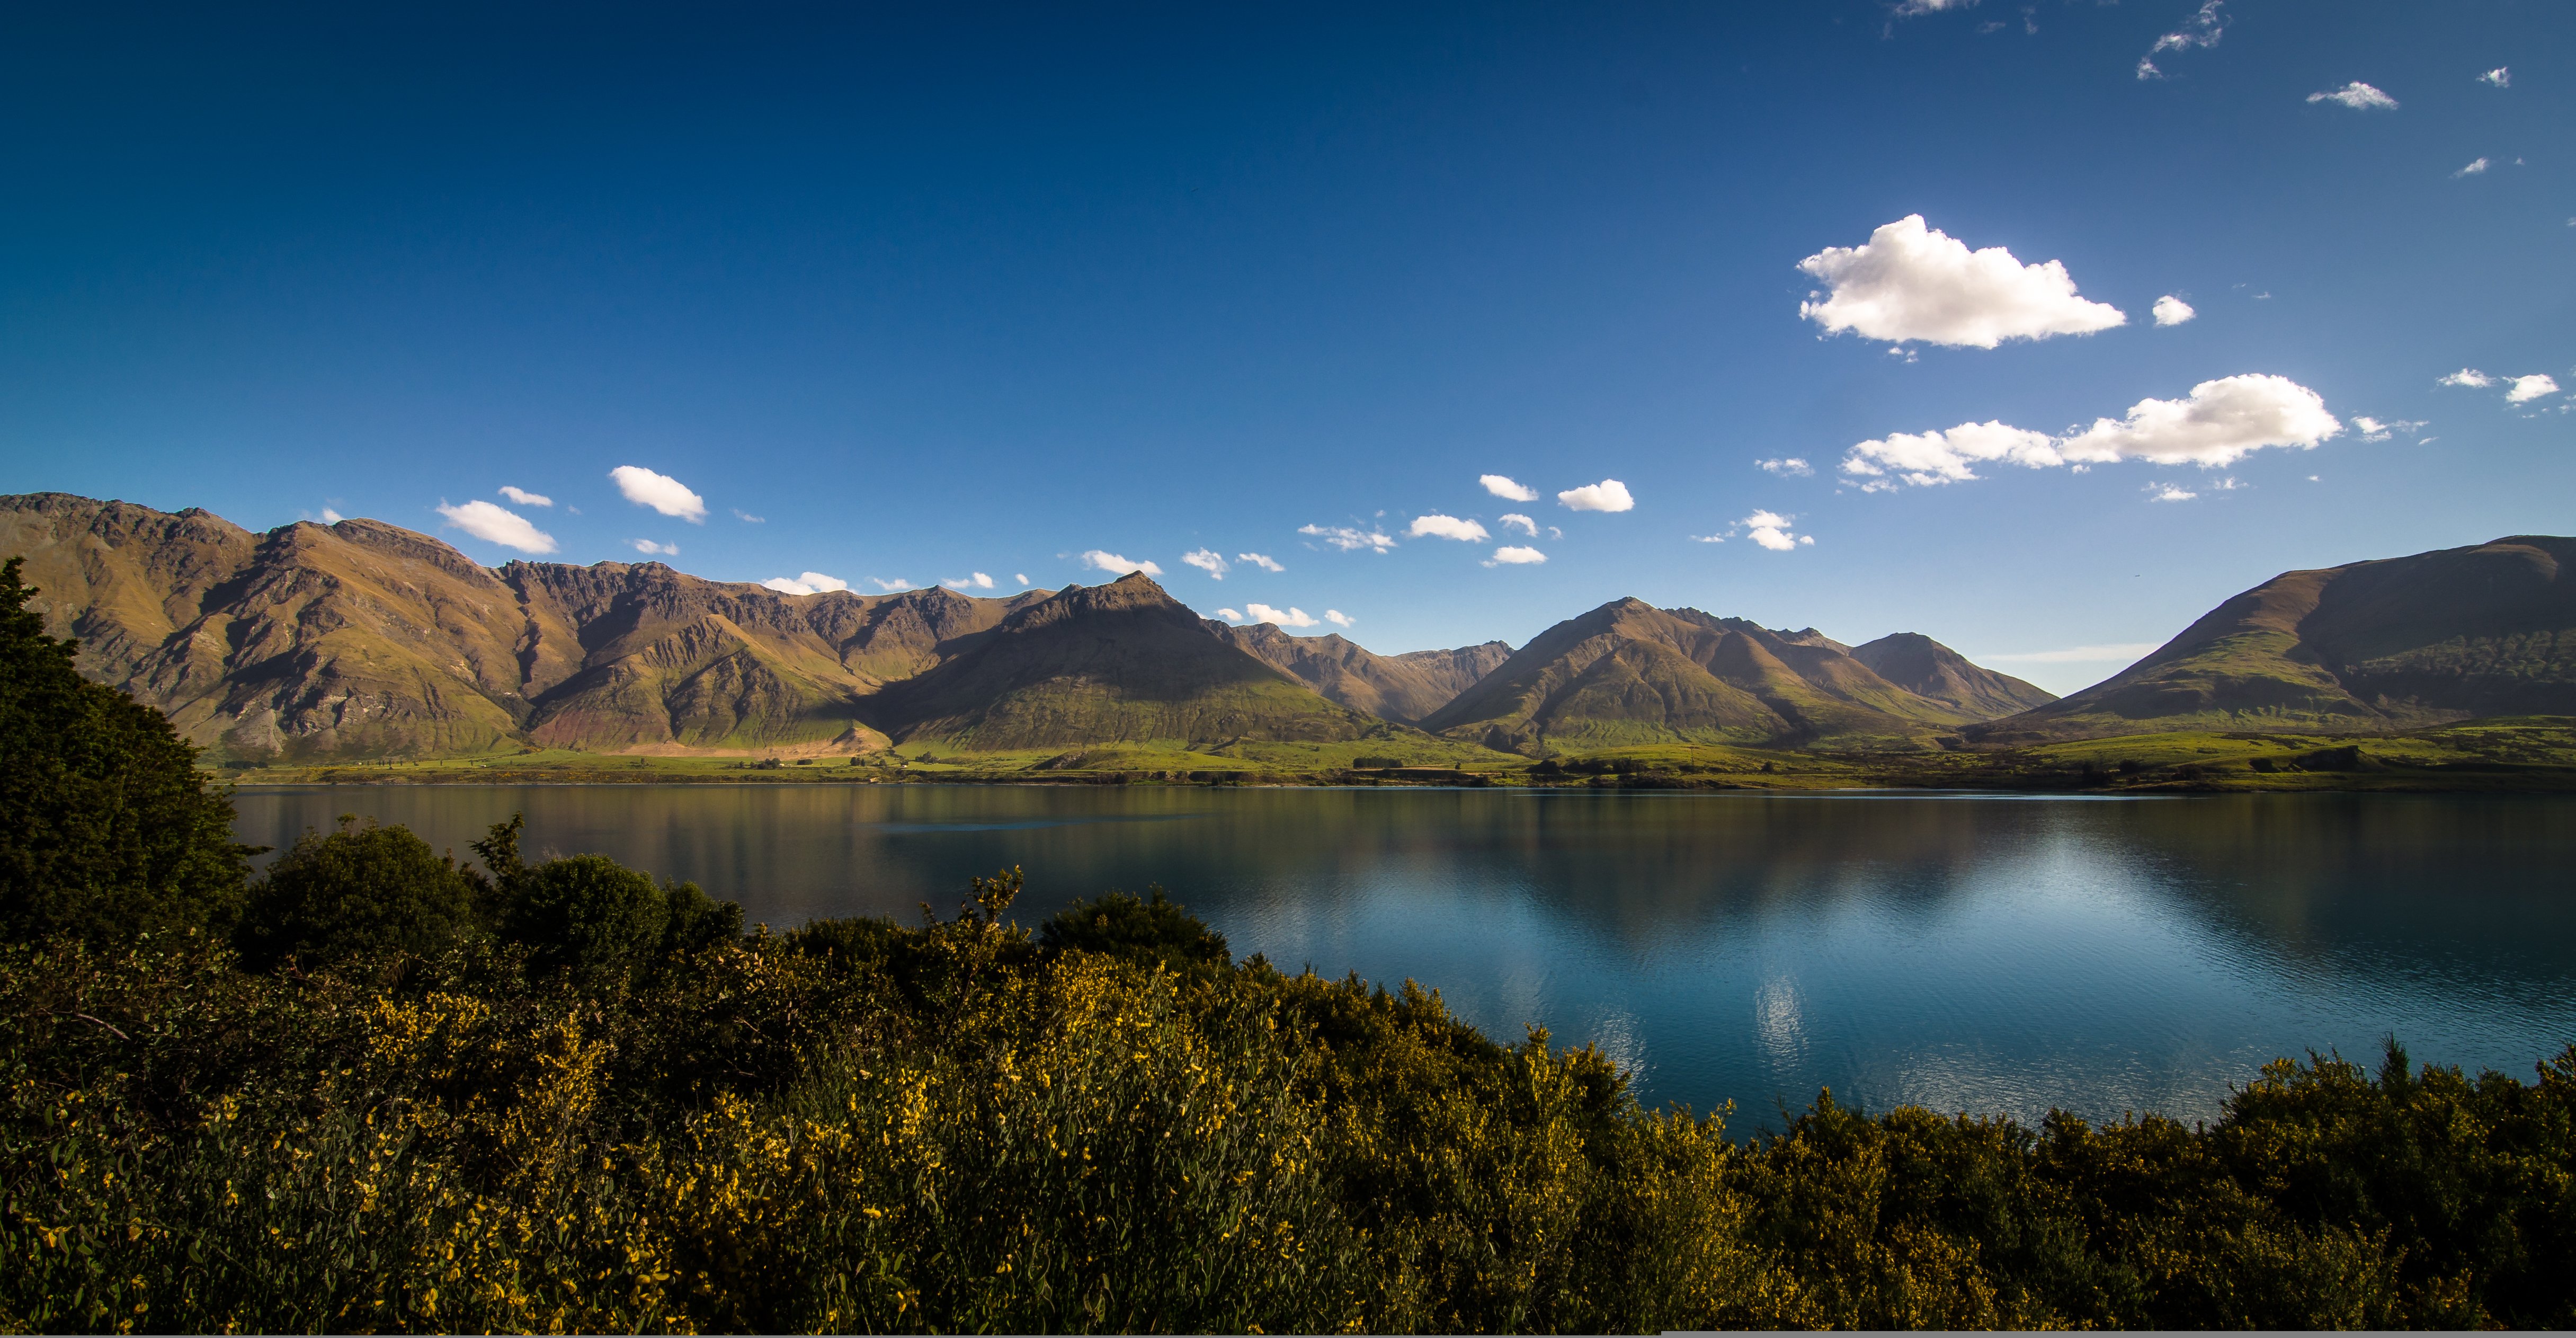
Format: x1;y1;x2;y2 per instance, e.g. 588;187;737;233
1419;598;1972;751
1851;633;2057;719
1977;534;2576;742
1210;623;1511;724
878;574;1381;749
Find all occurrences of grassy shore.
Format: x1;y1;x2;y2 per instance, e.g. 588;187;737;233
209;716;2576;793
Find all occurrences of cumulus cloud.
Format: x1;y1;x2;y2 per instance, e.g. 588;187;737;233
1757;457;1814;476
2438;369;2494;388
1215;607;1243;622
498;485;552;507
1245;603;1318;628
1797;215;2125;348
1236;552;1284;572
1408;514;1491;542
318;508;344;524
434;500;557;554
1081;550;1163;578
1842;375;2340;488
1743;511;1813;551
1983;643;2161;664
2152;295;2196;326
1298;524;1396;553
630;539;680;556
869;578;913;592
2506;375;2560;404
1480;474;1540;501
2455;157;2491;177
1498;513;1539;536
2476;67;2509;88
1842;420;2063;487
2136;0;2225;77
941;572;997;590
609;466;707;522
763;572;851;596
1182;548;1229;579
1557;479;1635;512
2308;81;2397;111
1325;610;1355;627
1484;546;1547;566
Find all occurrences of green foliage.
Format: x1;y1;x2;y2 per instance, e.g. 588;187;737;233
497;855;668;984
1038;884;1232;976
0;558;245;945
235;817;480;971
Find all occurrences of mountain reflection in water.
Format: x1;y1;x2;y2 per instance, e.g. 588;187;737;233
234;785;2576;1129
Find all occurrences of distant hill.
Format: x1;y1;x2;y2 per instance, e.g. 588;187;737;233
1851;633;2056;720
1418;597;2016;751
1975;534;2576;742
875;574;1380;749
1210;622;1512;724
0;493;1045;760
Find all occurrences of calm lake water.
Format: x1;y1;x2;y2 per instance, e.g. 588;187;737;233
234;784;2576;1129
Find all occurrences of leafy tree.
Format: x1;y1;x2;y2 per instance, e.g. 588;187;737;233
1039;885;1231;976
0;557;244;944
235;817;480;971
471;814;741;981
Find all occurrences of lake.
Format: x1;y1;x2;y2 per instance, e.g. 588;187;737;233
234;784;2576;1129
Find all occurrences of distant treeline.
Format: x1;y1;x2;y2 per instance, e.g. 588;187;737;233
4;556;2574;1333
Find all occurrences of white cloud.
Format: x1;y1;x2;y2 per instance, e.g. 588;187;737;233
1556;479;1635;512
1215;607;1243;622
869;578;914;592
2506;374;2560;404
1741;510;1812;551
498;485;553;507
2152;295;2196;326
1325;609;1354;628
1894;0;1974;13
1498;513;1539;536
733;509;764;523
1407;513;1491;542
631;538;680;556
318;508;344;524
1182;548;1229;579
2346;417;2423;443
763;572;851;596
2061;375;2340;466
1014;573;1030;586
609;466;707;522
1298;524;1396;553
2455;157;2491;177
1982;643;2161;664
2438;369;2493;388
2476;67;2509;88
2137;0;2225;78
434;500;557;554
1484;546;1547;566
1081;550;1163;578
1236;552;1285;572
1843;375;2340;488
2148;484;2198;502
1842;420;2063;486
1480;474;1540;502
2308;81;2397;111
1245;603;1318;628
1757;457;1814;476
1797;215;2125;348
941;572;997;590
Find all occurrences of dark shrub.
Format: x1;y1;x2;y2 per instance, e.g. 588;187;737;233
501;853;668;983
236;818;479;971
1040;886;1230;975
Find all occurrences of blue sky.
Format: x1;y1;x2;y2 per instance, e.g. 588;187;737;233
2;1;2568;693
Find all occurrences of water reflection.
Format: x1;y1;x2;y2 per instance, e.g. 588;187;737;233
233;785;2576;1128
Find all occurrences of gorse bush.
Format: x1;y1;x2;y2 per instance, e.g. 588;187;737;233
3;554;2573;1331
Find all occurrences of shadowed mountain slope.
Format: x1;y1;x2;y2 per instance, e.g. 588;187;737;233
1418;598;1989;751
1851;633;2057;720
1975;534;2576;742
0;493;1047;759
1210;622;1512;724
873;574;1379;749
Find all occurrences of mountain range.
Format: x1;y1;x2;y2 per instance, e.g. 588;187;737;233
3;492;2567;761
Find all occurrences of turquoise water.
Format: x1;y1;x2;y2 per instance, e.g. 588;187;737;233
233;784;2576;1128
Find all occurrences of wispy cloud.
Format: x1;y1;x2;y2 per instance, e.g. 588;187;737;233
498;485;552;507
2135;0;2225;79
1407;514;1490;542
1236;552;1284;572
1325;609;1354;627
2148;484;2197;502
942;572;996;590
2438;369;2493;388
1498;513;1538;536
869;578;913;592
609;465;707;522
1182;549;1229;579
1757;457;1814;476
1798;215;2124;348
1556;479;1635;512
2476;67;2509;88
1480;474;1539;501
435;500;556;554
1081;550;1163;578
1298;524;1396;553
630;538;680;556
2308;81;2397;111
733;508;764;523
2455;157;2491;178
